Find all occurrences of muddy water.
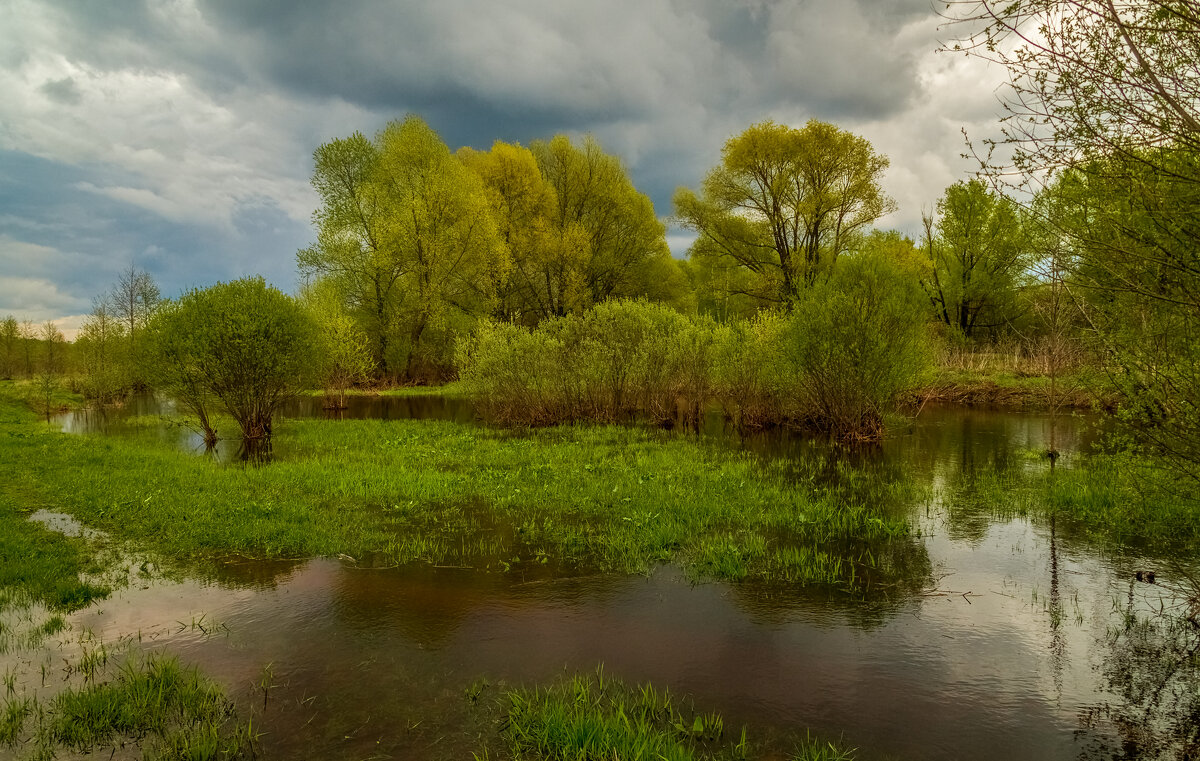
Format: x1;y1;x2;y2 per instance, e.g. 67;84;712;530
45;399;1197;760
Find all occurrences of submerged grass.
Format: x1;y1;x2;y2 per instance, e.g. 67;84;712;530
0;381;920;592
477;668;855;761
1;653;255;760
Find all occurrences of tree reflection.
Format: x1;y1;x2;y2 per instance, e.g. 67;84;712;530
1081;577;1200;760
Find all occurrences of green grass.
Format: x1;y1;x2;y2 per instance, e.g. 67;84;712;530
476;669;855;761
945;450;1200;550
1;653;254;760
0;381;922;593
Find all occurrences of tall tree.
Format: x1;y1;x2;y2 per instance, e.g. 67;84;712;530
531;135;688;315
458;140;562;324
300;116;508;381
675;120;894;310
298;131;399;377
922;179;1029;339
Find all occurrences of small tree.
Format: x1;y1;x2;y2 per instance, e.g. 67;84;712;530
301;278;373;410
148;277;318;456
76;303;128;405
20;320;36;378
783;245;933;441
108;264;161;389
36;321;65;420
0;316;18;380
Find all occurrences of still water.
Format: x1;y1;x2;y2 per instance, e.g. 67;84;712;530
41;397;1200;760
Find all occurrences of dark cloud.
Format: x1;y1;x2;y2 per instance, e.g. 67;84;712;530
37;76;81;105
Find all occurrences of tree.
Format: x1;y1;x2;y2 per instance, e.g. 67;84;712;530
35;321;64;420
458;140;562;324
0;316;18;380
376;117;508;380
948;1;1200;481
76;303;127;404
107;264;160;388
922;179;1029;340
781;239;933;441
531;135;689;315
20;320;35;378
300;278;373;410
675;120;895;310
147;277;318;456
300;116;509;381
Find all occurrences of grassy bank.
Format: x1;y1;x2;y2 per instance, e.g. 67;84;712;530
0;382;923;593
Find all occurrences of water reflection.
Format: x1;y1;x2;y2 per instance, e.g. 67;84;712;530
44;393;1200;760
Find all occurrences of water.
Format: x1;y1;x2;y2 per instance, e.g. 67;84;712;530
39;396;1200;760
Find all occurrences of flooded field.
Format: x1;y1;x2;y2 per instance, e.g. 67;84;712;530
25;398;1200;760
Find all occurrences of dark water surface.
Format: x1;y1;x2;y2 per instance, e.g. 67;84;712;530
41;397;1200;760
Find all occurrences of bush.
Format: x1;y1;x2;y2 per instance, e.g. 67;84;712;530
147;277;318;453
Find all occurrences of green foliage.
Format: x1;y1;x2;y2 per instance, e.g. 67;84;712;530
458;299;719;425
460;259;931;441
75;303;129;404
0;317;18;380
780;246;934;441
922;179;1029;340
147;277;318;450
299;116;509;382
676;120;894;310
300;278;374;408
531;135;690;314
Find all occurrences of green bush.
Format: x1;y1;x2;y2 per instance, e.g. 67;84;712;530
147;277;318;452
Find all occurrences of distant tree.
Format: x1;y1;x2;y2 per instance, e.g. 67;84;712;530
531;135;689;315
35;321;65;420
675;120;895;310
107;264;160;388
921;179;1029;340
0;316;18;380
20;320;36;378
148;277;318;456
76;303;127;404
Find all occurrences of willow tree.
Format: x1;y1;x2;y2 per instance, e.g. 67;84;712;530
300;116;508;381
531;135;689;316
458;141;561;325
148;277;318;456
675;120;894;311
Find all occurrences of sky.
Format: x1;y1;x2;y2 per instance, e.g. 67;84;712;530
0;0;1009;336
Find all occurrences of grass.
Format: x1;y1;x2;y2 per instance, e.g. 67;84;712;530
475;668;855;761
943;449;1200;550
468;667;854;758
1;653;255;760
0;381;924;593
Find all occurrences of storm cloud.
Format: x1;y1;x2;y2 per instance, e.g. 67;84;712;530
0;0;1008;328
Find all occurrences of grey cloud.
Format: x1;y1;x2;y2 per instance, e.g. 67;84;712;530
38;76;82;105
